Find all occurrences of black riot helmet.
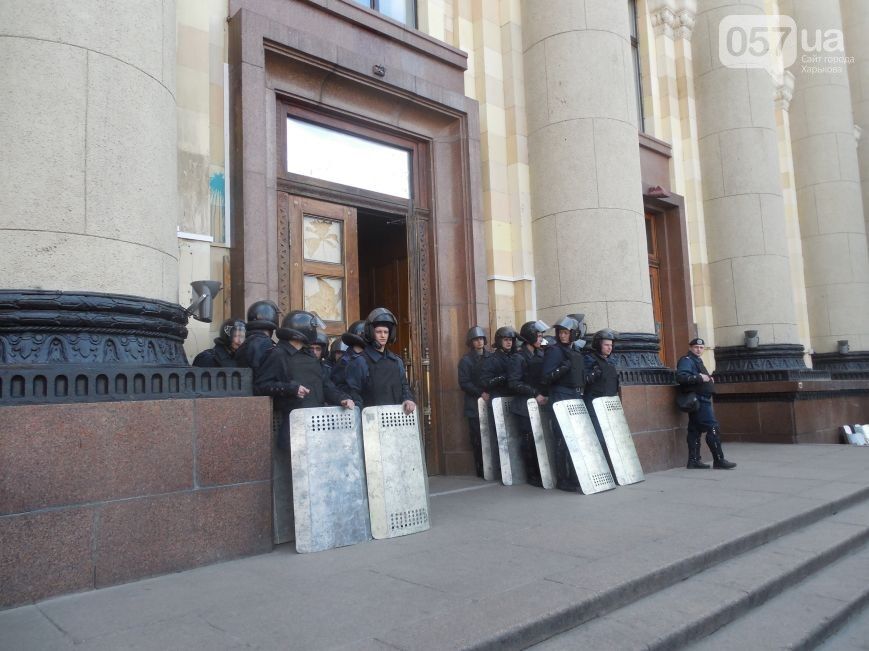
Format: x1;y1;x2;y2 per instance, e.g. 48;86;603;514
329;338;348;364
466;325;487;346
245;300;279;331
519;320;549;345
364;307;398;344
494;326;519;352
592;328;618;352
313;330;329;347
277;310;326;344
216;319;246;346
553;316;581;342
567;314;588;341
341;319;367;349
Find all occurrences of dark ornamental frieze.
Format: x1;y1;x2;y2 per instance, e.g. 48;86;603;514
0;290;188;367
610;332;675;386
812;350;869;380
713;344;831;383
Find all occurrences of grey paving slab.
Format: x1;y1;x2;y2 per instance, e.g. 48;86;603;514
4;443;869;651
818;605;869;650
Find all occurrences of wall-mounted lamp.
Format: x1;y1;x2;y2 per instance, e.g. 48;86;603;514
185;280;222;323
744;330;759;349
838;340;850;354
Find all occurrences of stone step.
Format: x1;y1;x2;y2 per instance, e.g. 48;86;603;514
689;545;869;650
372;484;869;650
528;499;869;650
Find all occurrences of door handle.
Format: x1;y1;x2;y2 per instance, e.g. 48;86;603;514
421;346;432;428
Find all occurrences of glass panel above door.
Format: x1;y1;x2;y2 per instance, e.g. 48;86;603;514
286;118;410;198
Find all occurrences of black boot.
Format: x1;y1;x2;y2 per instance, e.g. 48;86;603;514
555;436;580;492
707;429;737;469
524;431;543;487
686;438;710;469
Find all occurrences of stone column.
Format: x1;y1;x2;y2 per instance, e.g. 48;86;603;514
522;0;655;334
841;0;869;245
0;0;179;303
691;0;798;347
782;0;869;352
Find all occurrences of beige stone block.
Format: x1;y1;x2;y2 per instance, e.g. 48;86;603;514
176;66;211;114
691;10;714;78
0;0;166;84
527;119;598;218
745;68;778;130
605;300;656;333
86;52;177;258
720;127;781;197
177;0;210;29
531;215;561;310
0;38;86;233
163;0;177;94
703;195;766;262
792;133;843;188
836;132;862;183
593;118;644;212
544;30;631;125
799;84;853;137
177;25;210;72
796;186;819;236
802;233;857;286
0;231;174;302
698;134;725;201
584;0;631;39
732;254;797;330
758;194;791;257
707;259;738;328
521;42;549;132
521;0;586;52
811;181;865;235
178;107;211;155
695;69;753;138
824;282;869;342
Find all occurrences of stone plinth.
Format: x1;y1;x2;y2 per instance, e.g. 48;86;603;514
620;384;685;472
0;397;273;609
713;380;869;444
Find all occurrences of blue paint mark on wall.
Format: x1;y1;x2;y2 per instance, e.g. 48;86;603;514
210;172;226;243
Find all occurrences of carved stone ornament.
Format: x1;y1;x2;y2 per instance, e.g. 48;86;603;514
610;332;675;386
713;344;831;383
812;350;869;380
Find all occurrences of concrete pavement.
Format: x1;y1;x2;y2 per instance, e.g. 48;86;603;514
2;443;869;650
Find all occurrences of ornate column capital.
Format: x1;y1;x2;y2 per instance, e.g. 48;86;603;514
648;0;677;38
675;0;696;41
775;70;795;112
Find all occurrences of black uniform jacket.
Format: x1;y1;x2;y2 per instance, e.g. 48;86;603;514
235;329;275;376
676;352;716;402
583;351;619;401
508;346;546;417
458;349;491;418
192;340;237;367
480;349;513;398
346;345;414;409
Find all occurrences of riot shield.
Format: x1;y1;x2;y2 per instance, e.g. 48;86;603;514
361;405;431;539
552;399;616;494
289;406;371;553
477;397;501;481
592;396;645;485
491;397;527;485
527;398;556;489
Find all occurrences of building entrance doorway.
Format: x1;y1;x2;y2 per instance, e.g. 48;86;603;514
278;193;439;474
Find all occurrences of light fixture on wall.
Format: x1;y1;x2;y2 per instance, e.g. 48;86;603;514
744;330;759;349
185;281;222;323
838;339;850;354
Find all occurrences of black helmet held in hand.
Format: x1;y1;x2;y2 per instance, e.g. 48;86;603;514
465;325;487;346
364;307;398;344
216;319;246;346
494;325;518;351
278;310;325;344
519;320;549;345
245;300;279;331
341;319;367;348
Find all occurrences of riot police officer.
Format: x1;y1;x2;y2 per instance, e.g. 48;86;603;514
584;329;620;448
677;338;737;469
311;330;331;373
508;320;550;486
235;300;279;376
328;338;347;367
346;308;415;413
457;325;491;478
542;316;585;491
332;319;367;405
480;326;519;397
192;319;245;367
254;310;354;449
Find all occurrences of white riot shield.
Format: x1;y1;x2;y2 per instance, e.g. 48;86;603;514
552;399;616;494
527;399;556;489
477;398;501;481
362;406;431;539
491;397;527;486
592;396;645;485
289;407;371;553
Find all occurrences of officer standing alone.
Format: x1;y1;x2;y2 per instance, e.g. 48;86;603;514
676;338;737;469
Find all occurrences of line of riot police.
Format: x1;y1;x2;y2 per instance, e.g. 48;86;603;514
458;316;620;491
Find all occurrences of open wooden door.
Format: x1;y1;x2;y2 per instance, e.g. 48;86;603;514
277;194;360;334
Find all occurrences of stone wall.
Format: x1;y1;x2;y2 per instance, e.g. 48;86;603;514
0;396;273;609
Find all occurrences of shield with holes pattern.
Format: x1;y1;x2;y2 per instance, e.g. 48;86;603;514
552;399;617;494
592;396;644;485
289;406;371;553
361;405;430;539
527;399;557;489
491;397;527;485
477;397;501;481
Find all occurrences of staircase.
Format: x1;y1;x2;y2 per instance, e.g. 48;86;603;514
528;488;869;650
